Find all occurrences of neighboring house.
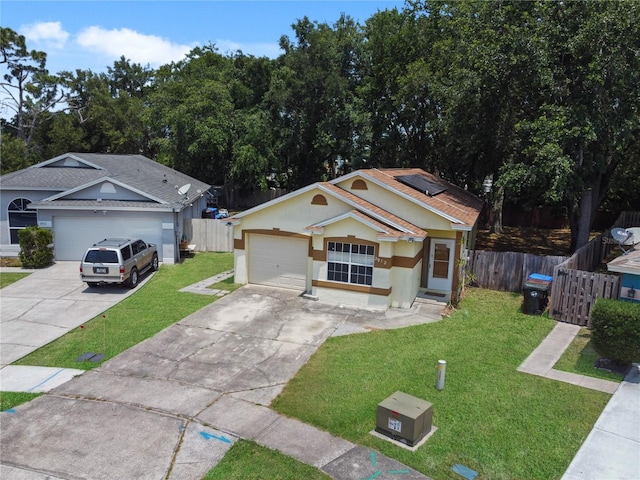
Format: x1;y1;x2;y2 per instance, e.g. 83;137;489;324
607;248;640;303
0;153;210;264
230;168;484;309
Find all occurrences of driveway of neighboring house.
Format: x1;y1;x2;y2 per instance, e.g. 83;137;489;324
0;261;153;367
0;283;443;480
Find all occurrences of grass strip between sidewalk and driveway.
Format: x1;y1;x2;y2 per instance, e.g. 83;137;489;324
13;253;236;370
0;272;30;289
203;440;331;480
269;288;612;480
1;392;42;412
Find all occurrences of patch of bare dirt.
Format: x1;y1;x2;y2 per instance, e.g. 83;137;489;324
475;227;573;256
0;257;22;267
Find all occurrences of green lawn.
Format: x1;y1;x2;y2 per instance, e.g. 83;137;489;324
266;289;611;480
554;327;625;381
203;440;331;480
14;253;237;369
0;272;30;288
1;392;42;411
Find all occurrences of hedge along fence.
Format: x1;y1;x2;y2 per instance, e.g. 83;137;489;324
468;250;568;292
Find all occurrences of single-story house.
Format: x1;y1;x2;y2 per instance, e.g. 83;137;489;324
607;247;640;303
0;152;210;264
230;168;484;309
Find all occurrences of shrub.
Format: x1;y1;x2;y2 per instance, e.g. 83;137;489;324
590;298;640;365
18;226;54;268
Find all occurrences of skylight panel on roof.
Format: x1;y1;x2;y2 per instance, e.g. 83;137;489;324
395;174;447;196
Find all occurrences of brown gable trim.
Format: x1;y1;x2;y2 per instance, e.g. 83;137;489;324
313;279;391;296
237;229;312;256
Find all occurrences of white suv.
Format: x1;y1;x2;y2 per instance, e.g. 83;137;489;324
80;238;158;288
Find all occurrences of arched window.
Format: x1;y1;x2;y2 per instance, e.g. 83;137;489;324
8;198;37;244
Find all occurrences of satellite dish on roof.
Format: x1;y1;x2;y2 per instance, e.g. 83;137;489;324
626;227;640;245
177;183;191;196
611;227;631;245
611;227;640;254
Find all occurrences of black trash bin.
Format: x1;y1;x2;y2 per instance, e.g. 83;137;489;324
522;274;552;315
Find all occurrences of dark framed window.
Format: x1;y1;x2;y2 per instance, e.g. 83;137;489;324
8;198;37;244
327;241;374;286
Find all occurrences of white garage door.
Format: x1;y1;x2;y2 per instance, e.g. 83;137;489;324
53;216;163;261
248;234;308;290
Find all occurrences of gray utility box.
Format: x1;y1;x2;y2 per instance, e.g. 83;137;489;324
375;391;433;446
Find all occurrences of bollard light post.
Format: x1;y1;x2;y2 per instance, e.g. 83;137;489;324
436;359;446;390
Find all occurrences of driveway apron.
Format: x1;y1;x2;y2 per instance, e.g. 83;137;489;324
1;285;442;479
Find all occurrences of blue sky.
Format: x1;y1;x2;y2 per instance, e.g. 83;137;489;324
2;1;405;74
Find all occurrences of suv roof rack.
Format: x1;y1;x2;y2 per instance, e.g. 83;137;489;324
94;238;131;247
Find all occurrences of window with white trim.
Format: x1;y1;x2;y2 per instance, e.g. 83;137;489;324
8;198;37;244
327;241;374;286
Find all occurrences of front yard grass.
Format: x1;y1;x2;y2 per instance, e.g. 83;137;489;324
554;328;625;381
203;440;331;480
269;288;611;480
1;392;42;411
13;253;236;369
0;272;30;288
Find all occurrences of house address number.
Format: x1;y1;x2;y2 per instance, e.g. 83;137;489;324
374;257;388;266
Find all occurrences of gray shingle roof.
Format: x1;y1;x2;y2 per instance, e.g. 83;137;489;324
1;153;211;209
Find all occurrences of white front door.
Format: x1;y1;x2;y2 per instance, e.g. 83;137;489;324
427;239;455;291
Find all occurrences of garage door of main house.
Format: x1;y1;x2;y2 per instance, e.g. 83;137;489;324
248;233;308;290
53;215;163;261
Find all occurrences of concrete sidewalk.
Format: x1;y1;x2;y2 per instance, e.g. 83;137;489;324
518;322;640;479
562;365;640;480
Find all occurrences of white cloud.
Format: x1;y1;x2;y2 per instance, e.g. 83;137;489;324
76;26;194;66
214;39;282;59
20;21;69;49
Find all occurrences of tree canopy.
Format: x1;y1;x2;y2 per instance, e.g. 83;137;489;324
2;1;638;251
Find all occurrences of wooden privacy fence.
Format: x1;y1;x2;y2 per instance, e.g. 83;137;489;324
548;210;639;326
183;219;234;252
549;268;620;326
468;250;567;292
469;211;639;326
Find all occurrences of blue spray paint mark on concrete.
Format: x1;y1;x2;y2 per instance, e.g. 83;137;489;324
199;431;231;443
3;409;16;413
27;368;66;392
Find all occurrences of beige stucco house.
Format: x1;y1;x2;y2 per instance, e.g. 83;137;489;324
230;168;484;310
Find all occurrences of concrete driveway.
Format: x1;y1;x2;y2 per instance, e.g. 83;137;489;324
0;262;154;366
1;285;443;480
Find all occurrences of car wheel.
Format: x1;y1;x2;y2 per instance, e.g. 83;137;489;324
87;282;99;288
127;267;139;289
151;253;159;271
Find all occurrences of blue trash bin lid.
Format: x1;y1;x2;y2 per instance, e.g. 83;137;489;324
528;273;553;282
